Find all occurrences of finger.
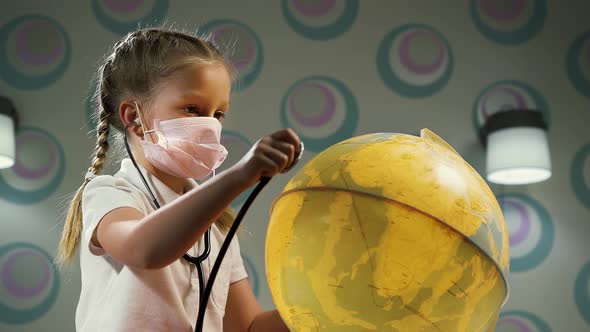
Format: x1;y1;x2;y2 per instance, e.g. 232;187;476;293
270;128;302;164
271;128;301;148
283;140;304;173
260;144;290;173
286;128;303;158
257;152;282;177
269;140;295;169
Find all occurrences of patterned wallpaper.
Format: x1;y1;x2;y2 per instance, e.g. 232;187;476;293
0;1;589;331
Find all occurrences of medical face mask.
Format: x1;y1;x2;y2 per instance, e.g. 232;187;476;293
136;104;228;179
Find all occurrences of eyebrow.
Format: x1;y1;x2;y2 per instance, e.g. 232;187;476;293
180;92;230;108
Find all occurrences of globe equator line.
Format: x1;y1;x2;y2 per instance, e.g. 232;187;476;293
272;185;510;302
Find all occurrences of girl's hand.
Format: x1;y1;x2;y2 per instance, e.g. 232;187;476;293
231;128;302;187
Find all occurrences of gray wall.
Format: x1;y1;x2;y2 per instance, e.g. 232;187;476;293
0;1;589;331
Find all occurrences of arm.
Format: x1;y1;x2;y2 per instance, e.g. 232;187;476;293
95;166;249;269
94;129;302;269
223;279;289;332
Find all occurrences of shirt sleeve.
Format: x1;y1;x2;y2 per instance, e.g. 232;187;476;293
229;235;248;284
81;175;145;256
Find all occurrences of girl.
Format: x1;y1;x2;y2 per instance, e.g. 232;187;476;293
57;27;300;331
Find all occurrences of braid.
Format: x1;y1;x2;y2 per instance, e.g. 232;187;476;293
88;107;110;176
57;26;232;267
56;73;113;268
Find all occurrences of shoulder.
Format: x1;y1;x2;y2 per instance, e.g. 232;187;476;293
82;174;149;212
85;174;135;191
84;174;145;196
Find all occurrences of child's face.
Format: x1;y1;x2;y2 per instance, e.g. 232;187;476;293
143;62;231;127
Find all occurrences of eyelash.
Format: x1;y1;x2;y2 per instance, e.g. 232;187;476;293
184;106;226;120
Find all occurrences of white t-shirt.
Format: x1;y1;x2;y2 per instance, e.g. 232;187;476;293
75;158;248;332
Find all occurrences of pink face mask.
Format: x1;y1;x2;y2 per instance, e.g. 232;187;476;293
137;106;228;180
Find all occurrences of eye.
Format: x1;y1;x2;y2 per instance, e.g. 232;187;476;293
184;105;200;114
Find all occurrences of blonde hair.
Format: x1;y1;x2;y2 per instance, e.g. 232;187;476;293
56;27;235;267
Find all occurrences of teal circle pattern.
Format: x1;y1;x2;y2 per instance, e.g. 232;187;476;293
282;0;359;40
470;0;546;45
220;129;255;209
499;310;552;332
498;193;554;272
199;19;264;92
84;82;117;144
377;24;454;98
571;143;590;210
91;0;169;35
85;84;97;133
0;15;71;90
566;30;590;99
574;260;590;326
0;127;65;204
230;187;255;215
280;75;358;153
471;80;550;138
0;242;60;324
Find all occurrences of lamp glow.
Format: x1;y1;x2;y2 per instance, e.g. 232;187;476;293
0;96;17;169
0;112;15;169
483;110;551;185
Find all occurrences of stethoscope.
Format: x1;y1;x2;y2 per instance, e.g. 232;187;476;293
124;122;212;301
124;121;303;332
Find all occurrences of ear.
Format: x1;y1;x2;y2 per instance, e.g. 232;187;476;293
119;99;144;136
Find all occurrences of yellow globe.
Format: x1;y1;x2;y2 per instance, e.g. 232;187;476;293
266;129;509;332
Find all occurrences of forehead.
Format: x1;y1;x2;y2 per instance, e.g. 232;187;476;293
156;63;231;100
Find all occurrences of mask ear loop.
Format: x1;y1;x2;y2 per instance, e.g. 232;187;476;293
134;101;157;143
126;102;162;209
124;121;161;210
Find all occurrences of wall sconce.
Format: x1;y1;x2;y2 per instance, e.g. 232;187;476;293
0;96;17;169
481;109;551;185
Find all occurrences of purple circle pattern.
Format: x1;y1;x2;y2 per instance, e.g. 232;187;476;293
398;30;446;75
499;317;532;332
504;200;532;246
292;0;337;16
480;86;527;119
472;81;550;137
14;19;64;66
1;249;51;298
103;0;144;12
289;82;337;128
12;131;58;179
479;0;526;21
212;26;256;71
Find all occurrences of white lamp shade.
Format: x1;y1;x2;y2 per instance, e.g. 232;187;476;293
0;113;15;169
486;127;551;185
